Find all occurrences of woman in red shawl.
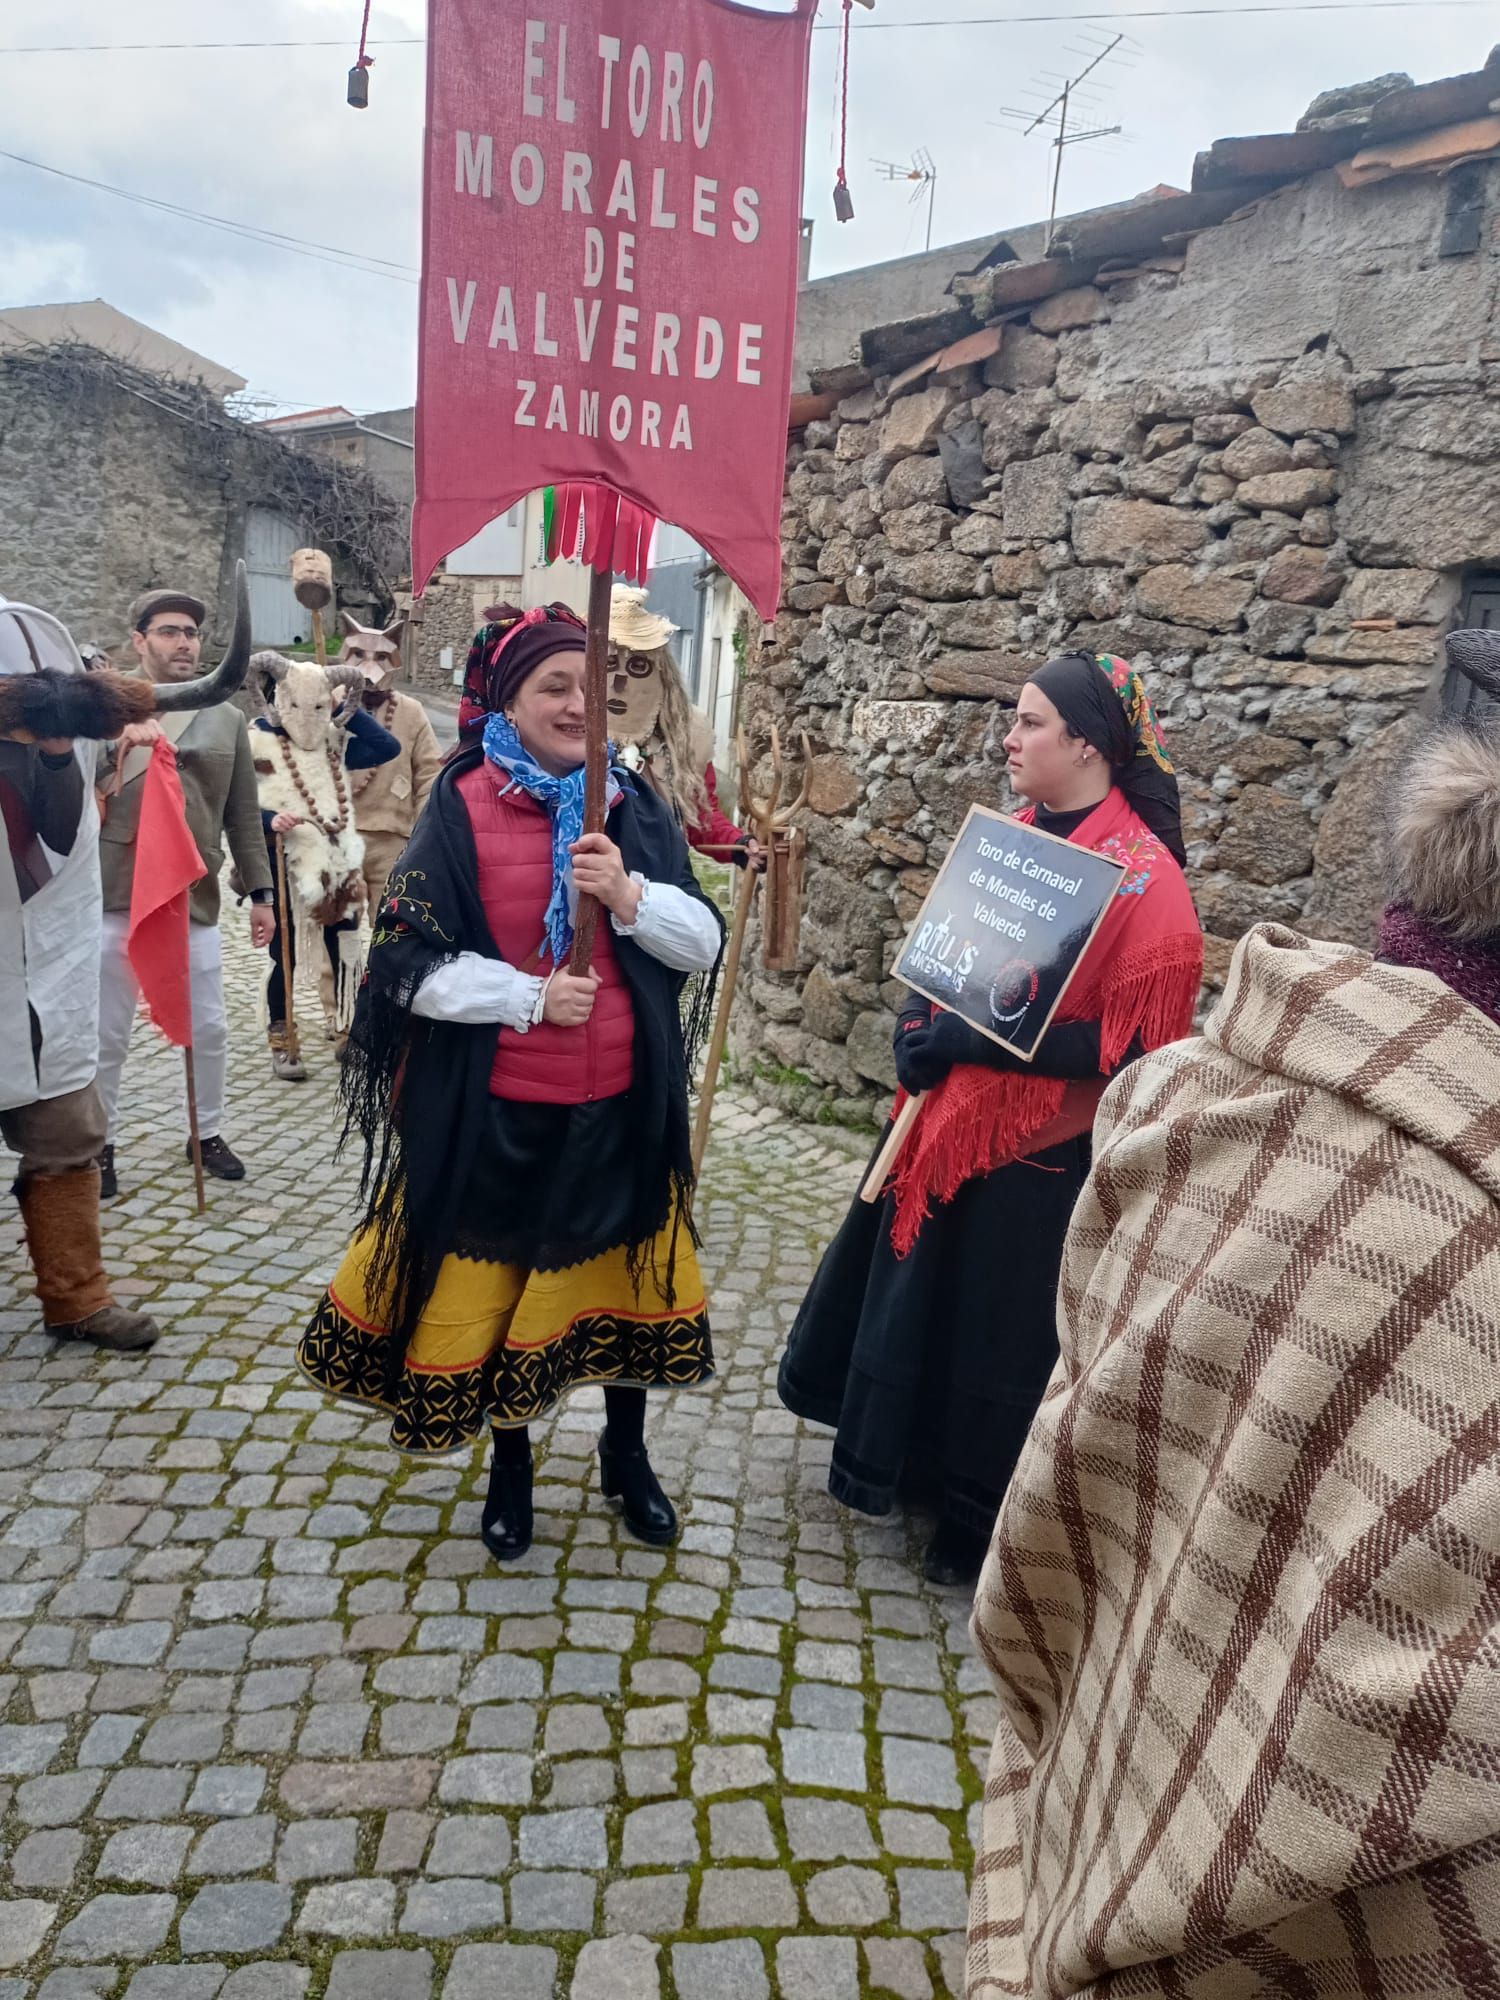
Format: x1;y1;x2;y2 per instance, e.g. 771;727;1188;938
778;653;1202;1586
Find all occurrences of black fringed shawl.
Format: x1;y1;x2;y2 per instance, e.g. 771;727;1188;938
340;741;724;1356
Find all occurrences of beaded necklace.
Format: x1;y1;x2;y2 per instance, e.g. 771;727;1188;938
276;734;351;839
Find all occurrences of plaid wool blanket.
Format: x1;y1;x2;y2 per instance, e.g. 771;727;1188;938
967;924;1500;1998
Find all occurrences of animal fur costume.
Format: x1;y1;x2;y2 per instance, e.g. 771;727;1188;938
964;713;1500;1996
249;651;367;1028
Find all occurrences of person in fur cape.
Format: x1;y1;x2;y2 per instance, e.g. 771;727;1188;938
248;651;399;1076
780;652;1202;1586
964;634;1500;2000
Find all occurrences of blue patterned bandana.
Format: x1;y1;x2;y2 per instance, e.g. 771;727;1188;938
482;709;623;963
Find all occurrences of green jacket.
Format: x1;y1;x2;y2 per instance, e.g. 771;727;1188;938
99;702;273;927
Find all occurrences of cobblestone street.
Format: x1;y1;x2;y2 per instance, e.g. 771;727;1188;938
0;925;986;2000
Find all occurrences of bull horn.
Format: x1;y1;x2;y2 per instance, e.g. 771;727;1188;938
1445;627;1500;703
152;560;252;713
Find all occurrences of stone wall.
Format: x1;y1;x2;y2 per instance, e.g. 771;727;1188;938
0;346;403;650
408;572;521;691
733;160;1500;1125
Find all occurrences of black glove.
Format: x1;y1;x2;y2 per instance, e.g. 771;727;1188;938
894;1025;953;1094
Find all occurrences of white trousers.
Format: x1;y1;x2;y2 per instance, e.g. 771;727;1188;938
97;911;228;1142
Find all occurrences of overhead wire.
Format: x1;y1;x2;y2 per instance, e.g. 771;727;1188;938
0;0;1491;52
0;147;419;285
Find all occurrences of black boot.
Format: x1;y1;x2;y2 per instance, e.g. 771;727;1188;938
481;1429;533;1562
923;1516;990;1590
597;1426;677;1547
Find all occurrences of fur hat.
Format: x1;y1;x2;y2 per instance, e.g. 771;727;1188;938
1388;724;1500;940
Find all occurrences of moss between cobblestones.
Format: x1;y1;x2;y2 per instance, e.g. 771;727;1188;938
0;929;977;2000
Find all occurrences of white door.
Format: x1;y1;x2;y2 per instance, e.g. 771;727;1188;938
244;507;303;644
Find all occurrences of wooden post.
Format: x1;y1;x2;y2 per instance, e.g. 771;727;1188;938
184;1048;207;1214
859;1092;923;1204
275;833;299;1057
568;565;616;977
691;862;759;1178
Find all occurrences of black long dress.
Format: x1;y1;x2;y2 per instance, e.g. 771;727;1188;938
778;802;1100;1540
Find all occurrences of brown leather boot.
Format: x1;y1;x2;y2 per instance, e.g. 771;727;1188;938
52;1305;160;1353
15;1168;158;1348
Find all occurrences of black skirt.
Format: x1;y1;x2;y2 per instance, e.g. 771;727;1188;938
778;1131;1089;1538
451;1093;653;1272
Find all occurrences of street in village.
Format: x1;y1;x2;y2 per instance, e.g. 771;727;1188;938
0;924;987;2000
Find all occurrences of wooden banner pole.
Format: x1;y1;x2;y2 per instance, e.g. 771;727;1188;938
568;565;616;977
691;862;759;1179
859;1092;923;1205
184;1047;207;1213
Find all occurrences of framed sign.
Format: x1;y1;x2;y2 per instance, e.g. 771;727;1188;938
893;805;1125;1061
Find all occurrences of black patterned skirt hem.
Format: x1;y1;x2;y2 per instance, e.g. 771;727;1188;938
298;1224;713;1456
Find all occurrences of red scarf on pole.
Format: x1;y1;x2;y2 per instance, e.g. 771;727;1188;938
888;786;1202;1255
127;738;205;1048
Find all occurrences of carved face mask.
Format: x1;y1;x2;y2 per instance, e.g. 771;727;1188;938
337;611;408;688
606;645;666;745
274;660;337;753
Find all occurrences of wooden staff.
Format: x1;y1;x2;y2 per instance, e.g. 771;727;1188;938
690;726;811;1177
275;832;300;1058
184;1047;207;1213
568;565;616;977
859;1092;923;1204
691;861;759;1177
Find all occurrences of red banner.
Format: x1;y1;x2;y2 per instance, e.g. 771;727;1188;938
414;0;817;620
127;739;204;1050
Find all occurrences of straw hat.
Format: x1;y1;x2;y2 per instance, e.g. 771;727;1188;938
609;585;677;654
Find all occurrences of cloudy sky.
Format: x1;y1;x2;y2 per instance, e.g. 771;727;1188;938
1;0;1491;414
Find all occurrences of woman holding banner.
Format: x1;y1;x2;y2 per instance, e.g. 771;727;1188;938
779;652;1202;1586
298;603;724;1562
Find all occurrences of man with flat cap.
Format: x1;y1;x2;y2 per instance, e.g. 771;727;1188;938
95;586;275;1196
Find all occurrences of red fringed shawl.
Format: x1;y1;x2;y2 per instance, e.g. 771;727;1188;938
888;787;1202;1256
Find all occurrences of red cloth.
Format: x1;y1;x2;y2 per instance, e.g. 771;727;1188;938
459;763;634;1105
888;786;1204;1255
127;738;205;1049
413;0;818;620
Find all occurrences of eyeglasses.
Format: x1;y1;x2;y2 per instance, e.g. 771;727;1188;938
148;623;200;642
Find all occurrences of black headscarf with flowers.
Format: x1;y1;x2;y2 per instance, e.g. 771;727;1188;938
1030;650;1186;864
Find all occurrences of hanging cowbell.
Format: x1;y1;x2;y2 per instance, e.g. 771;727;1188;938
832;0;873;223
348;0;373;107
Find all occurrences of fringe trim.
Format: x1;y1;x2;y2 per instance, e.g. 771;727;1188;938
888;928;1203;1258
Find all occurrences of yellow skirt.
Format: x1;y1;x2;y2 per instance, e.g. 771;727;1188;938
298;1218;712;1455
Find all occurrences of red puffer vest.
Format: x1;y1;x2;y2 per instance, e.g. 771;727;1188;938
458;762;635;1105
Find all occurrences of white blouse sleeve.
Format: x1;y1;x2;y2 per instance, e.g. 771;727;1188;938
409;952;544;1030
610;877;722;973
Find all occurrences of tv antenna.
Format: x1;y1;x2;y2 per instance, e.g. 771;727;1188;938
992;31;1136;250
872;148;938;252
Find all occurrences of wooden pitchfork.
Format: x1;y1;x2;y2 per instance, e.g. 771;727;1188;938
690;724;811;1177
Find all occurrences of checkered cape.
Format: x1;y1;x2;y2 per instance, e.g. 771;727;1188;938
967;924;1500;1999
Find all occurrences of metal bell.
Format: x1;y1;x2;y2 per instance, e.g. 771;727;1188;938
347;62;370;109
833;178;855;224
